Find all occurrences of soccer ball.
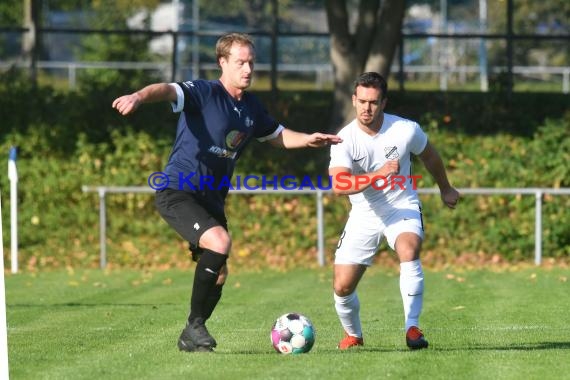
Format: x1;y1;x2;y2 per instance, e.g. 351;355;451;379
270;312;315;354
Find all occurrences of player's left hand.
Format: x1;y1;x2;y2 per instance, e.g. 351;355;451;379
306;133;343;148
441;187;460;209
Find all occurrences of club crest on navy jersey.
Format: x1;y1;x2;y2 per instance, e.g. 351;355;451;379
226;130;247;150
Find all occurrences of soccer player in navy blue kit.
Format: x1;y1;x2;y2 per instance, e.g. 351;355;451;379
112;33;341;352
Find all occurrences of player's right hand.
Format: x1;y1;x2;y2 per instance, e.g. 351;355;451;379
382;160;400;177
112;93;141;115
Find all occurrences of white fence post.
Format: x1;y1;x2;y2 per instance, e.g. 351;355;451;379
98;188;107;269
316;190;325;267
8;147;18;274
535;190;543;266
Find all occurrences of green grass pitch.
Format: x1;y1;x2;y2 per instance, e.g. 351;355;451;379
5;266;570;379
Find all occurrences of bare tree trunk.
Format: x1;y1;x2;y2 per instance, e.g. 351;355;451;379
326;0;405;133
364;0;405;76
326;0;368;132
22;0;34;62
23;0;42;85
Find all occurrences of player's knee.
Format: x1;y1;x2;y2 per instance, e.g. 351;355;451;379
398;250;420;262
200;227;232;254
333;283;355;297
395;234;422;262
398;248;421;262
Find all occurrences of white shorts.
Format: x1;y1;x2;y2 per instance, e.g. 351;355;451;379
334;206;424;266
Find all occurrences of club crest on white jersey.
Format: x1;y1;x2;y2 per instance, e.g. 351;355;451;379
384;146;400;160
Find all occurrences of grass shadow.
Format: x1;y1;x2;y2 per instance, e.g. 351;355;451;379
432;341;570;351
9;302;178;308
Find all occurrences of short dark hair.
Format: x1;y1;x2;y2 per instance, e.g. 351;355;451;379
353;72;388;99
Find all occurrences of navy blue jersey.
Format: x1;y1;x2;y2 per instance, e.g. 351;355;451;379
164;79;282;215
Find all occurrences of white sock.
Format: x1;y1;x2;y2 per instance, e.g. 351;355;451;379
334;291;362;338
400;259;424;331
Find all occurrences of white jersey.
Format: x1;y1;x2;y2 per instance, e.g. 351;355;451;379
329;113;428;216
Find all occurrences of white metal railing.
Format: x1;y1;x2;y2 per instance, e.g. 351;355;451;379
82;186;570;269
1;61;569;93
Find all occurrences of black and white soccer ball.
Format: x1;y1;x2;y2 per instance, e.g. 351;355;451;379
270;312;315;354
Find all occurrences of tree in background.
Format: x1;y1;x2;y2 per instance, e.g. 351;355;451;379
3;0;569;115
325;0;406;132
75;0;163;92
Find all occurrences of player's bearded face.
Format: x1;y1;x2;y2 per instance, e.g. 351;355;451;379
223;44;255;90
353;86;385;127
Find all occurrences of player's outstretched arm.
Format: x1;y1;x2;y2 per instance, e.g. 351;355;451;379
112;83;177;115
269;128;342;149
418;141;459;209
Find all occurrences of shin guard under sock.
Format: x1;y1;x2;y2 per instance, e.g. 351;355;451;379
203;284;224;321
188;249;227;322
400;259;424;331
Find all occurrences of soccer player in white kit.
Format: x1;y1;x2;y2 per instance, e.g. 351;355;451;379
328;72;459;350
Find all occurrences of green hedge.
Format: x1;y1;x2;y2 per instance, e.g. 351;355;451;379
1;72;569;270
